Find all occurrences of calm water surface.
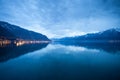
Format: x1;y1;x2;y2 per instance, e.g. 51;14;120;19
0;43;120;80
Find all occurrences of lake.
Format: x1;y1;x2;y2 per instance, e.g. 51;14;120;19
0;43;120;80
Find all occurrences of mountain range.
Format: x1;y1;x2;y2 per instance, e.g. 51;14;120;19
54;28;120;43
0;21;120;44
53;28;120;53
0;21;50;41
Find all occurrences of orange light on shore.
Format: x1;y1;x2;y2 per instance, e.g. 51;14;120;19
0;39;11;46
0;38;50;47
14;40;50;46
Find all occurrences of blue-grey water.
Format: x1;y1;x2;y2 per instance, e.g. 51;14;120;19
0;43;120;80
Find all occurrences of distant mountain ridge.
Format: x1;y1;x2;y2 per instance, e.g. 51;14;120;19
0;21;50;41
54;28;120;42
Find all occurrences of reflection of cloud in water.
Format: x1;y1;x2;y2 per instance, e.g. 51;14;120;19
66;46;100;53
37;44;100;54
19;44;120;61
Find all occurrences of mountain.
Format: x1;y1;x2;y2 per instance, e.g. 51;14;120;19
0;21;50;41
54;28;120;43
52;28;120;53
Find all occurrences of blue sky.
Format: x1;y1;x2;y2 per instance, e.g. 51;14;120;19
0;0;120;38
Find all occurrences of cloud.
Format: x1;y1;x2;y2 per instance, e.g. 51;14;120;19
0;0;120;38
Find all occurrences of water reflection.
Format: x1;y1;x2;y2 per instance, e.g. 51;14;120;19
0;41;120;63
53;41;120;53
0;43;120;80
0;43;49;62
0;44;120;80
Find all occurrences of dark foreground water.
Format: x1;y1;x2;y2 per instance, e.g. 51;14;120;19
0;43;120;80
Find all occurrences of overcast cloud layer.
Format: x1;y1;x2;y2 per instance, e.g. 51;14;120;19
0;0;120;38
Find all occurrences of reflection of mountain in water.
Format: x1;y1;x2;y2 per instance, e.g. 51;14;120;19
53;28;120;53
0;43;49;62
54;41;120;53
